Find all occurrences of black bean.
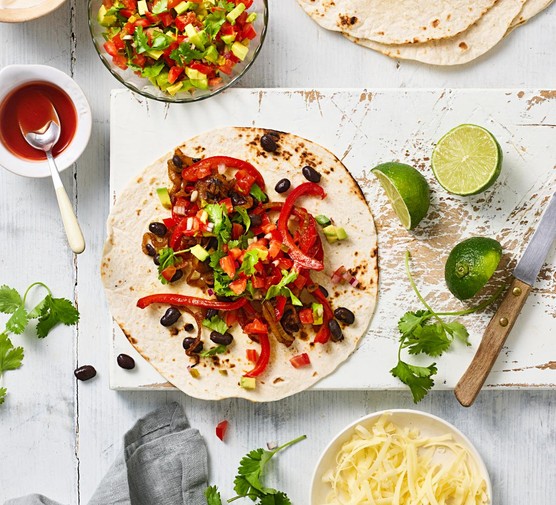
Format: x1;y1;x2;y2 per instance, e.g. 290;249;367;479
318;284;329;298
117;354;135;370
182;337;203;353
302;165;321;183
206;308;218;319
172;154;183;168
184;323;195;332
334;307;355;325
260;134;277;152
231;191;247;206
145;243;156;257
328;319;344;342
74;365;96;381
160;307;181;327
249;213;262;227
149;222;167;237
210;331;234;346
153;254;160;266
170;269;183;282
274;178;291;193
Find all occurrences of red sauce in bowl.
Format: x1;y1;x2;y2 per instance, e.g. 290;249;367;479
0;81;77;161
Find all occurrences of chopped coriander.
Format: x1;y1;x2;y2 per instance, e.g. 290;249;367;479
203;315;228;335
250;183;268;203
265;271;302;306
199;345;227;358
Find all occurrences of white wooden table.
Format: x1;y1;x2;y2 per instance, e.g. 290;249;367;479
1;1;555;503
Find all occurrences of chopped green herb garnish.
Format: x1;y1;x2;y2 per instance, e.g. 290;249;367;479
250;183;268;203
203;315;228;335
265;270;302;306
199;345;227;358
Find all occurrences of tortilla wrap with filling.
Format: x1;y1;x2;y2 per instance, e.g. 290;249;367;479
101;127;378;402
345;0;525;66
297;0;497;45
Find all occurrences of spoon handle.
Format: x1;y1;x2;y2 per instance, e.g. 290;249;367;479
47;151;86;254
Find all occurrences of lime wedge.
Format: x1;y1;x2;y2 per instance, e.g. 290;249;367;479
372;162;430;230
431;124;502;196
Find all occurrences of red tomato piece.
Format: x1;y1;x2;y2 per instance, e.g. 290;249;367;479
236;11;248;26
235;169;256;194
246;349;258;363
220;21;236;36
229;277;247;295
112;54;128;70
236;0;253;7
163;217;179;229
228;247;242;260
219;197;233;214
131;53;147;68
145;11;159;24
219;255;237;278
190;61;213;75
119;8;134;18
224;310;238;327
215;420;228;441
276;257;294;271
160;266;176;282
218;61;234;76
168;65;184;84
274;295;287;320
121;0;137;8
104;40;119;57
293;272;308;290
243;318;268;335
232;222;244;240
290;353;311;369
268;239;282;259
242;23;257;40
135;18;151;27
158;11;174;27
299;308;314;325
208;77;223;87
251;275;265;289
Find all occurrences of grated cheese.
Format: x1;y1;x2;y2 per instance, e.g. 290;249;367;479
322;415;490;505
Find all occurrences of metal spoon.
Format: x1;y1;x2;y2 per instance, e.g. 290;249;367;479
20;102;85;254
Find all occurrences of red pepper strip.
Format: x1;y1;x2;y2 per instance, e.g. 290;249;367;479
137;294;247;310
274;295;287;320
244;331;271;378
169;218;187;250
297;210;318;254
314;323;330;344
277;183;326;271
181;156;265;189
312;283;334;344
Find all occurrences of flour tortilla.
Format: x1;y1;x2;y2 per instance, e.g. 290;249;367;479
346;0;525;65
297;0;497;44
508;0;553;30
101;127;378;402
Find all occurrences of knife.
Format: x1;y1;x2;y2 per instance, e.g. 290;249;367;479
454;192;556;407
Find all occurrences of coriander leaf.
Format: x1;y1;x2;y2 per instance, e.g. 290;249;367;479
204;485;222;505
444;321;470;344
203;315;228;335
0;387;6;405
391;360;437;404
134;26;150;54
209;249;227;270
205;14;226;39
152;0;168;14
141;61;165;78
151;31;171;51
6;306;29;335
217;0;235;11
157;247;177;284
265;271;302;306
0;333;24;372
234;207;251;232
398;310;430;337
170;42;205;65
405;323;451;357
227;234;250;250
205;203;232;246
239;249;265;276
28;298;47;319
36;295;79;338
199;345;227;358
260;493;292;505
0;285;22;314
250;183;268;203
213;270;236;298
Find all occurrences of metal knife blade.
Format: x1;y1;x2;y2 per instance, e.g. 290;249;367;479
513;192;556;286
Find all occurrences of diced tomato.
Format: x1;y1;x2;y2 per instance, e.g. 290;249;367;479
175;11;201;31
145;11;160;24
190;61;213;75
235;169;256;194
168;65;184;84
274;295;287;320
299;308;314;325
276;257;294;271
163;217;180;229
135;18;152;27
261;222;276;234
119;8;134;18
112;54;128;70
236;0;253;8
314;324;330;344
236;11;248;26
160;266;176;282
228;247;242;260
232;223;244;240
215;420;228;441
293;272;308;290
219;197;233;214
208;77;223;87
242;23;257;40
220;21;236;36
229;277;247;295
131;53;147;68
158;11;174;27
104;40;119;57
268;239;281;259
251;275;265;289
265;267;283;289
112;33;126;51
121;0;137;8
290;353;311;369
243;318;268;335
246;349;258;363
219;255;237;278
253;261;264;274
224;310;238;327
218;61;234;76
102;0;114;7
121;22;135;35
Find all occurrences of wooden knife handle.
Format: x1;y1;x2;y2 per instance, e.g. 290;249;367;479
454;277;532;407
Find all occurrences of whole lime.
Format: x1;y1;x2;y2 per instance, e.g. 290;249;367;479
445;237;503;300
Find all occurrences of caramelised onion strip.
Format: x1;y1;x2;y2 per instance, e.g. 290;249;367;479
183;307;204;364
142;232;167;255
262;301;294;347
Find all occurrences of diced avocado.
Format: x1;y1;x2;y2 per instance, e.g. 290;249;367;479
188;367;200;379
220;33;236;45
156;72;173;90
146;49;165;60
166;82;184;95
323;224;339;243
240;376;256;390
312;303;324;325
190;78;209;90
185;67;206;81
219;369;228;376
226;2;245;23
98;5;117;27
174;1;192;15
231;41;249;61
137;0;148;15
128;15;138;23
246;12;257;23
185;23;205;49
157;187;172;209
315;214;331;227
335;227;348;240
190;244;209;261
204;45;219;64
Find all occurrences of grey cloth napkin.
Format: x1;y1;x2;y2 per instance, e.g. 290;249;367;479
5;402;208;505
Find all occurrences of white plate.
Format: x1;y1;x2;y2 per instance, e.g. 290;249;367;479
311;409;492;505
0;0;65;22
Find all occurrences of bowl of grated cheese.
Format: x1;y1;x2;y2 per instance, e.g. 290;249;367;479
311;409;492;505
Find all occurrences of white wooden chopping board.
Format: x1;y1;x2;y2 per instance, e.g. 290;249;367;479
108;88;556;392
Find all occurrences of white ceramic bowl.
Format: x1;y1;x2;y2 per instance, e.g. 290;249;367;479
0;64;92;178
311;409;492;505
0;0;66;23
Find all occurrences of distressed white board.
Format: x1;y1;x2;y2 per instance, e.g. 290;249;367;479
109;88;556;392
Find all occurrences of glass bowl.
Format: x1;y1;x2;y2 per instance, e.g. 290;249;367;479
88;0;268;103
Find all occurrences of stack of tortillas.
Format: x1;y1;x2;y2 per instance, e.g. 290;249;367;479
297;0;553;65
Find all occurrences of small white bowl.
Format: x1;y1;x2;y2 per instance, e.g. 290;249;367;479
0;0;66;23
311;409;492;505
0;64;92;178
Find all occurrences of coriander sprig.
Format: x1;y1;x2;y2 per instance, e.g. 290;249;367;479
391;251;503;403
0;282;79;405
